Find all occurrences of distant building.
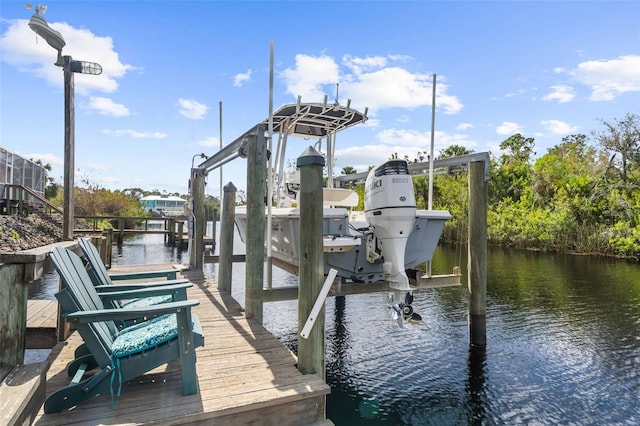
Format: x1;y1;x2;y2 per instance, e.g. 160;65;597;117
1;146;47;214
140;194;187;217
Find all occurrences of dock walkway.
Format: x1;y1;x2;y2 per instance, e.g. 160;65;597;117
32;267;329;425
26;300;58;349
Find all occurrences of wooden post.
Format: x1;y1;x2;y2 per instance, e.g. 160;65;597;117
90;235;107;266
168;219;175;246
190;168;206;270
218;182;237;293
62;56;75;241
211;208;217;250
177;221;185;250
468;160;488;347
117;217;124;246
296;146;326;419
0;264;27;367
103;228;113;268
245;128;267;323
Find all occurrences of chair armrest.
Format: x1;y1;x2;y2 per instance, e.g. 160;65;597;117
64;300;200;323
109;269;179;281
97;283;192;302
94;279;190;292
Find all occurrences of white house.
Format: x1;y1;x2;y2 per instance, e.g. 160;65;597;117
140;194;186;217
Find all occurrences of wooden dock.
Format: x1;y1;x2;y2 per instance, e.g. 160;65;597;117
31;267;330;425
26;300;58;349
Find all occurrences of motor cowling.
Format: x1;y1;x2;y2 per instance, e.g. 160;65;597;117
364;160;416;292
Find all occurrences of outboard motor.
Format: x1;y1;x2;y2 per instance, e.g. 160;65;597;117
364;160;416;295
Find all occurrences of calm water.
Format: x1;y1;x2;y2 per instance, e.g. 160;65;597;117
29;227;640;425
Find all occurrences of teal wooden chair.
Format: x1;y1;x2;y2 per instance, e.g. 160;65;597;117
78;238;190;309
46;247;204;413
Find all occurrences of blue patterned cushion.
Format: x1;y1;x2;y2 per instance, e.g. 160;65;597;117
111;314;179;358
122;295;173;309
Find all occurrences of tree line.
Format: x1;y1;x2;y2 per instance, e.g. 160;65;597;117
385;113;639;259
42;113;638;258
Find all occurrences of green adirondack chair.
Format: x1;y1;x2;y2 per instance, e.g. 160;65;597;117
78;237;190;309
46;247;203;413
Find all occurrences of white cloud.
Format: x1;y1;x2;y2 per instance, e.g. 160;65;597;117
540;120;579;135
0;18;135;95
333;129;476;171
178;98;208;119
281;54;340;101
541;85;575;103
88;97;130;116
496;121;522;136
103;129;167;139
233;69;252;87
23;152;62;168
342;54;388;75
571;55;640;101
197;137;220;148
457;122;473;131
280;53;463;115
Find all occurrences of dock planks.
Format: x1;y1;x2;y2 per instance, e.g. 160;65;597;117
26;300;57;349
31;267;330;425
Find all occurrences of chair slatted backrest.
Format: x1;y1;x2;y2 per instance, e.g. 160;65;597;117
50;247;119;349
78;238;114;289
55;288;114;367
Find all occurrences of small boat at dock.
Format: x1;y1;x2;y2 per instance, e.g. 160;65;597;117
232;100;452;321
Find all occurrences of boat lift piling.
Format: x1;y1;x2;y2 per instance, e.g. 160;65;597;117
188;167;206;270
468;160;487;347
297;146;327;419
218;182;237;294
244;128;268;323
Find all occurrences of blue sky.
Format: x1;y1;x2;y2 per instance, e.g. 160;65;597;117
1;1;639;197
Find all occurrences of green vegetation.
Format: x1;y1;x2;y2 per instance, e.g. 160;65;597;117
43;114;637;258
435;114;639;258
367;113;640;259
47;178;220;230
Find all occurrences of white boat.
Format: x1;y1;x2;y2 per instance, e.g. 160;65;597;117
233;100;453;319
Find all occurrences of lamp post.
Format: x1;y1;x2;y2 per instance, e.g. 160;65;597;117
27;5;102;240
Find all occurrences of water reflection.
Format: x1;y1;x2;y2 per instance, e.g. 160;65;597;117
25;228;640;424
466;346;487;425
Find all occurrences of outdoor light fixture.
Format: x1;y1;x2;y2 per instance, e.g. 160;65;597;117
191;153;209;170
26;4;102;240
27;3;65;66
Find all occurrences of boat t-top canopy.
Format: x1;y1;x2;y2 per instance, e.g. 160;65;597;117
264;102;368;138
198;100;368;174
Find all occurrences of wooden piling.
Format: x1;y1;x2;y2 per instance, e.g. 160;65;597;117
0;263;27;367
468;160;488;346
177;221;185;250
190;169;206;270
245;128;267;323
117;217;125;245
296;146;326;420
103;228;113;268
167;219;175;246
218;182;237;293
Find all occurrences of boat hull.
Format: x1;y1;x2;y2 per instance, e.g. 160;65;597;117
234;207;451;283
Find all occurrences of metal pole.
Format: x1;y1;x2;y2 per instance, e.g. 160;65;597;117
428;73;436;210
218;182;236;293
296;146;326;420
219;101;223;207
62;56;75;240
468;160;488;347
266;41;274;290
